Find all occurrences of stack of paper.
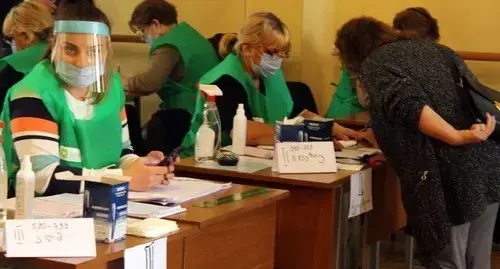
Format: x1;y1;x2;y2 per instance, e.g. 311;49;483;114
6;196;82;219
128;177;232;205
335;147;381;160
127;202;186;219
127;218;179;238
8;193;186;219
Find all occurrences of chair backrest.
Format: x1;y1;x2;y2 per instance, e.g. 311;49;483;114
286;81;318;116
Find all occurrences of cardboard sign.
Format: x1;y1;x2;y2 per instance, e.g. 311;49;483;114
125;237;167;269
275;141;337;174
4;218;96;257
348;168;373;218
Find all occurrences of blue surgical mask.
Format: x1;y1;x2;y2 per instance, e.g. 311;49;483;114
251;53;282;78
10;41;17;53
56;61;105;88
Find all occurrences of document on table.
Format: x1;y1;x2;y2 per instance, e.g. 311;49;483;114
195;156;273;173
128;177;232;205
125;237;167;269
25;193;186;219
348;168;373;218
6;197;82;219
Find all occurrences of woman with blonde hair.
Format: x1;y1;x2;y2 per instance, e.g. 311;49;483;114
180;12;358;156
0;0;53;111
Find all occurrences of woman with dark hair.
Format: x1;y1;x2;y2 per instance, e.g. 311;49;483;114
1;0;175;197
393;7;440;41
335;17;500;268
325;7;441;122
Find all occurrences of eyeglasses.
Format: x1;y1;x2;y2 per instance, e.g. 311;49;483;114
263;48;287;59
3;36;12;45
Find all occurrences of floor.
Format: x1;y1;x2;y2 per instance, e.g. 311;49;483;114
379;236;500;269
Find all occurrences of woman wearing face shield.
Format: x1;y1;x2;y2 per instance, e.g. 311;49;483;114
0;0;52;112
179;12;358;157
1;0;175;197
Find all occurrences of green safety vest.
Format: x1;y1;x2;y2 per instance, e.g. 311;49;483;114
2;60;124;194
180;53;293;157
0;42;48;74
149;22;219;114
325;67;366;118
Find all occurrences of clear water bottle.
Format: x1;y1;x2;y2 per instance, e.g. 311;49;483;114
0;145;7;224
194;95;221;162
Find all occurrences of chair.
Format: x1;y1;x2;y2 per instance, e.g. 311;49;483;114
286;81;318;116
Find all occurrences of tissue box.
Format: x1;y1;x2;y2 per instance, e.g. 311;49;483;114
304;118;334;141
83;176;129;243
275;121;306;142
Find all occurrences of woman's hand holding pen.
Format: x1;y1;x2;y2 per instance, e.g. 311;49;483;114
143;151;178;185
124;151;177;191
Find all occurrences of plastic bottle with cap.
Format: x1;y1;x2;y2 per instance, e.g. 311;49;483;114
231;103;247;155
15;155;35;219
195;95;221;162
0;144;8;223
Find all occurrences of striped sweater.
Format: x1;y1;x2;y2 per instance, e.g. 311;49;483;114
3;90;138;196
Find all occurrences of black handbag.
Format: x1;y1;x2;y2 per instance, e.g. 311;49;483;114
440;48;500;141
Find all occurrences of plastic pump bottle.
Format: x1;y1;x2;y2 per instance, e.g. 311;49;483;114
0;145;8;223
15;155;35;219
231;103;247;155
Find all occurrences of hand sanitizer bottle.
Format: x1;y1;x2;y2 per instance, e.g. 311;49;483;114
195;111;216;162
232;103;247;155
15;155;35;219
0;145;8;223
195;95;221;162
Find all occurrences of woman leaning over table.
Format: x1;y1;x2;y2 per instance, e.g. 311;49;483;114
180;12;358;157
335;17;500;268
1;0;176;198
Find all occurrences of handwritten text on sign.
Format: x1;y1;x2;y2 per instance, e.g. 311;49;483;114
348;168;373;218
276;141;336;174
4;218;96;257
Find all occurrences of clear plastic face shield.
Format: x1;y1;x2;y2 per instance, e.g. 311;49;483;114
52;20;111;93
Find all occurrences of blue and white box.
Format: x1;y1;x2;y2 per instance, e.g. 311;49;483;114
83;176;129;243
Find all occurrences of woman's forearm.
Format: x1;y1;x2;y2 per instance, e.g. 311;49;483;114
245;120;275;145
418;105;463;145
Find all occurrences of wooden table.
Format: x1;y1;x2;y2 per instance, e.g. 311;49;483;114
166;184;289;269
1;223;198;269
176;159;405;269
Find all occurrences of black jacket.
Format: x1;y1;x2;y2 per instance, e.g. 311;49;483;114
360;40;500;265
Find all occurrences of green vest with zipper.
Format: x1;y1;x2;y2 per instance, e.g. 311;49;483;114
180;53;293;157
149;22;219;114
0;42;48;75
1;60;124;194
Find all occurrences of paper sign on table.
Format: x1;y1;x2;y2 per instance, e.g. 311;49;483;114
348;168;373;218
125;237;167;269
275;141;336;174
4;218;96;257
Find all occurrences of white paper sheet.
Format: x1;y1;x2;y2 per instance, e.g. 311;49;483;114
125;237;167;269
348;168;373;218
4;218;96;258
129;177;232;204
